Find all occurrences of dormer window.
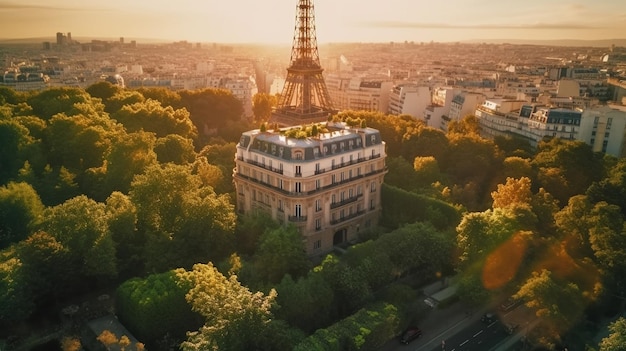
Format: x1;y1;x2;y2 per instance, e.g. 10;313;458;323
294;150;303;160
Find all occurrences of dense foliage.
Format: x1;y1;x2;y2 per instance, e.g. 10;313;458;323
1;82;625;351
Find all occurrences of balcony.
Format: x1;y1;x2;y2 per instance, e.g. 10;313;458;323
288;215;308;222
245;159;283;175
330;194;362;209
330;210;365;225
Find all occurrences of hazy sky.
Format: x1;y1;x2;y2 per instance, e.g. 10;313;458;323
1;0;625;43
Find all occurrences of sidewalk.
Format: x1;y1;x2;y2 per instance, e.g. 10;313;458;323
379;279;489;351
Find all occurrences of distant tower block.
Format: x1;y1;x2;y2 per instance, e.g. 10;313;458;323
271;0;336;127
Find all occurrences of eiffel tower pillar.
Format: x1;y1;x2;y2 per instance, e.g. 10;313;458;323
271;0;336;127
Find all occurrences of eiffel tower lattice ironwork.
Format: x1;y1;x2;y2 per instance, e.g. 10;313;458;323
272;0;335;126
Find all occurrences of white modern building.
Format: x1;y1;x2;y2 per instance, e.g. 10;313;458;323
579;106;626;157
326;74;393;113
233;121;387;257
388;84;431;119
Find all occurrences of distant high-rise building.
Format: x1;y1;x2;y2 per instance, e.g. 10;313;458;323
67;32;72;43
120;37;124;44
271;0;335;127
56;32;65;46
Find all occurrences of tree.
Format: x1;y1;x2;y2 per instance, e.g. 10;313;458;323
178;88;243;136
115;270;200;343
154;134;196;165
515;270;586;336
274;273;335;333
491;177;533;209
104;90;146;114
0;119;32;184
86;81;123;102
533;138;605;205
44;113;112;172
102;131;157;195
129;163;235;272
16;231;73;306
413;156;443;187
441;133;502;210
97;330;118;349
105;192;141;278
112;99;197;139
61;336;81;351
178;262;277;351
252;225;310;285
252;93;277;123
135;87;182;109
447;114;481;135
234;211;280;256
38;195;117;283
0;182;44;249
0;249;35;324
599;317;626;351
26;87;95;120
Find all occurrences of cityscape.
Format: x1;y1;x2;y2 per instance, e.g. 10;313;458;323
1;0;626;351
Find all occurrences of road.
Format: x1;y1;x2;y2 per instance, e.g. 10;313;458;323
429;319;509;351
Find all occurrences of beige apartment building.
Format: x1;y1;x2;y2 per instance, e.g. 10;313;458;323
233;122;387;257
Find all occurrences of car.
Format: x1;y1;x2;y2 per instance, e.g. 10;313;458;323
399;326;422;344
499;297;523;312
481;313;497;324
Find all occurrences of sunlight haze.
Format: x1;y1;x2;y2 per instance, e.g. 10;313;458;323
1;0;625;43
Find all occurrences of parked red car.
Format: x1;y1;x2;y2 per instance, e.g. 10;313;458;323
399;326;422;344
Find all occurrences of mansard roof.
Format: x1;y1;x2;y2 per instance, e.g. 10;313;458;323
238;122;383;162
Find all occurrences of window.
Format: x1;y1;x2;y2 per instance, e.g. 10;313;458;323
278;179;284;190
370;199;375;210
313;239;321;249
295;204;302;217
371;181;377;192
295;182;302;193
316;179;321;189
315;219;321;231
295;165;302;176
315;163;320;173
331;194;336;204
316;199;322;212
278;199;283;211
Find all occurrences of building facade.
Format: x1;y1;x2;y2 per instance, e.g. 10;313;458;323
233;122;387;257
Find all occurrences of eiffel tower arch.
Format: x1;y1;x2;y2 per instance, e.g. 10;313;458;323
271;0;336;127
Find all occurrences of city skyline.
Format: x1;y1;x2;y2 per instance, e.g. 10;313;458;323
1;0;625;44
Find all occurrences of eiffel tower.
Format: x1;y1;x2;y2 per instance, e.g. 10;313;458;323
271;0;336;127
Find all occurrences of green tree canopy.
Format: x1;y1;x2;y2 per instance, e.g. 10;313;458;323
0;182;44;249
599;317;626;351
252;93;277;123
112;99;197;139
178;262;277;351
37;195;117;282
